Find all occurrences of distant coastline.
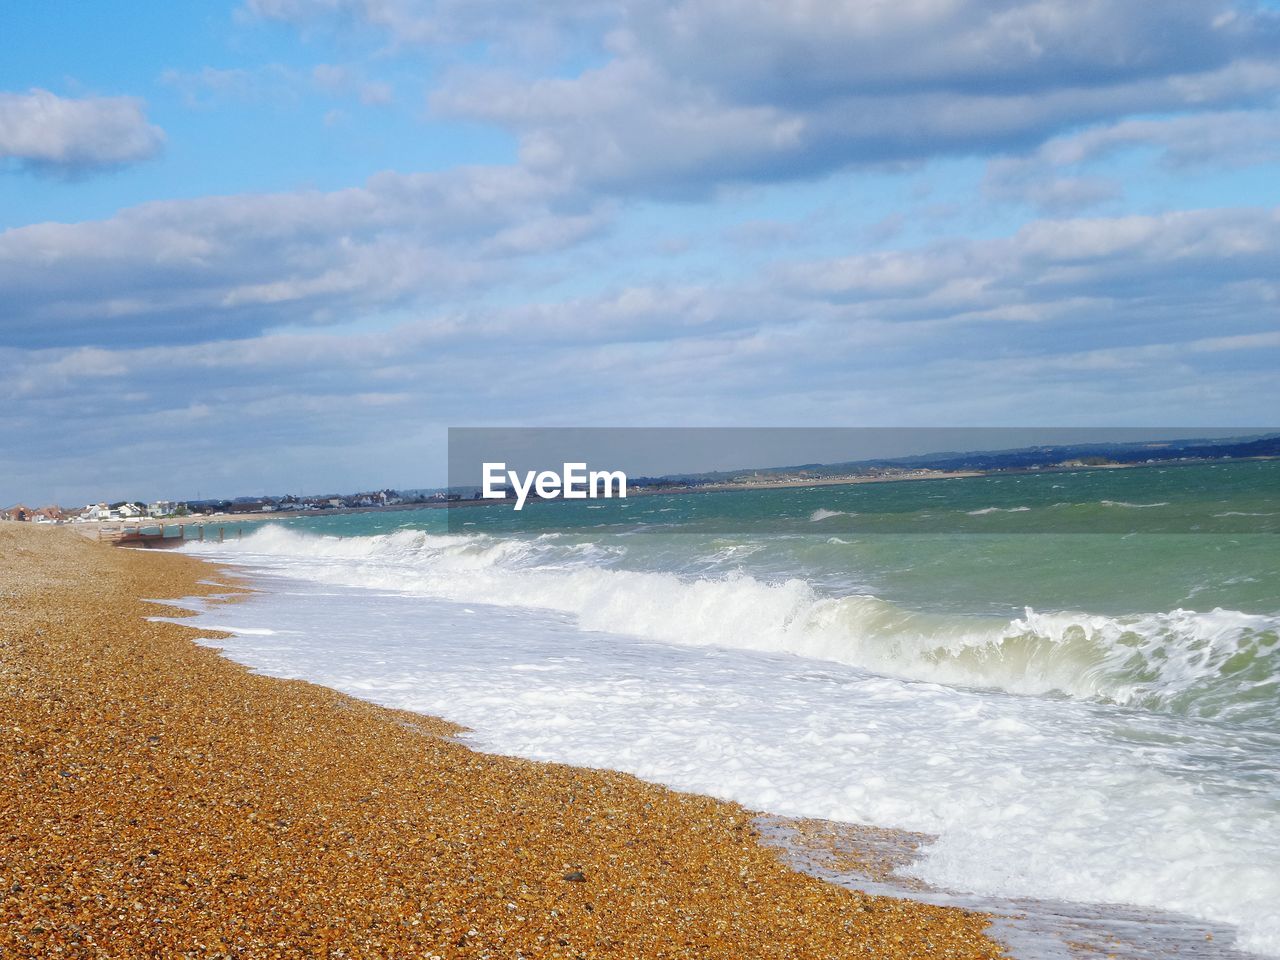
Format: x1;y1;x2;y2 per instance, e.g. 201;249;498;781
56;451;1277;528
12;432;1275;528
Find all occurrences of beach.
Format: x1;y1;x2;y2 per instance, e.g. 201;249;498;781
0;522;1002;958
9;1;1278;955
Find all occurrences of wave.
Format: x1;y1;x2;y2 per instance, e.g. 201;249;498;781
191;527;1280;725
966;506;1032;515
1099;500;1170;508
810;508;854;521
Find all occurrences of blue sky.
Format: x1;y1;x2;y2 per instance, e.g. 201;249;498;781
2;0;1279;505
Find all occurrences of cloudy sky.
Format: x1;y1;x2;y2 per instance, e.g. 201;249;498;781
3;1;1279;505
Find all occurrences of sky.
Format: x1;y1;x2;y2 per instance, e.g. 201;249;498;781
2;0;1279;506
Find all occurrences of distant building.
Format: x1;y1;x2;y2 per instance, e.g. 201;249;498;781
2;504;32;522
32;506;66;523
147;500;175;518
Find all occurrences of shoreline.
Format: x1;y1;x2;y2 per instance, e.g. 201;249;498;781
0;523;1003;958
164;536;1272;960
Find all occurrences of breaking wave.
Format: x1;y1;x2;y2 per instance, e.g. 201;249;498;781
189;526;1280;725
810;508;854;521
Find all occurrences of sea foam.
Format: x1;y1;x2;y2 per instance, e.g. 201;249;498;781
193;526;1280;725
170;531;1280;956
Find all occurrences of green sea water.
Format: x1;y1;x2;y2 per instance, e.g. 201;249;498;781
282;460;1278;611
239;459;1278;726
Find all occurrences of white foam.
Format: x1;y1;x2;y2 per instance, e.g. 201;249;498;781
183;527;1280;723
164;566;1280;957
810;508;854;521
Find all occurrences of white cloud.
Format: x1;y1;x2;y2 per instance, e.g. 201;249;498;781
236;1;1280;197
983;107;1280;211
425;0;1280;194
0;88;164;173
5;205;1277;429
785;207;1280;325
626;0;1279;100
0;164;605;347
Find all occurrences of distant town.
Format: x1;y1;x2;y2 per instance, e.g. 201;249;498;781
0;489;451;525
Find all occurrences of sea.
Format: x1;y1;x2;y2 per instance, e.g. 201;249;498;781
167;459;1280;957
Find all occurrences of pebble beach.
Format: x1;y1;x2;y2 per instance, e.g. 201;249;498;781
0;523;1003;958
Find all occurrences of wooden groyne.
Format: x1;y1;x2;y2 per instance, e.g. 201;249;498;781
95;522;243;549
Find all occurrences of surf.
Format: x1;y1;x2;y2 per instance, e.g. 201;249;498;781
191;525;1280;726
